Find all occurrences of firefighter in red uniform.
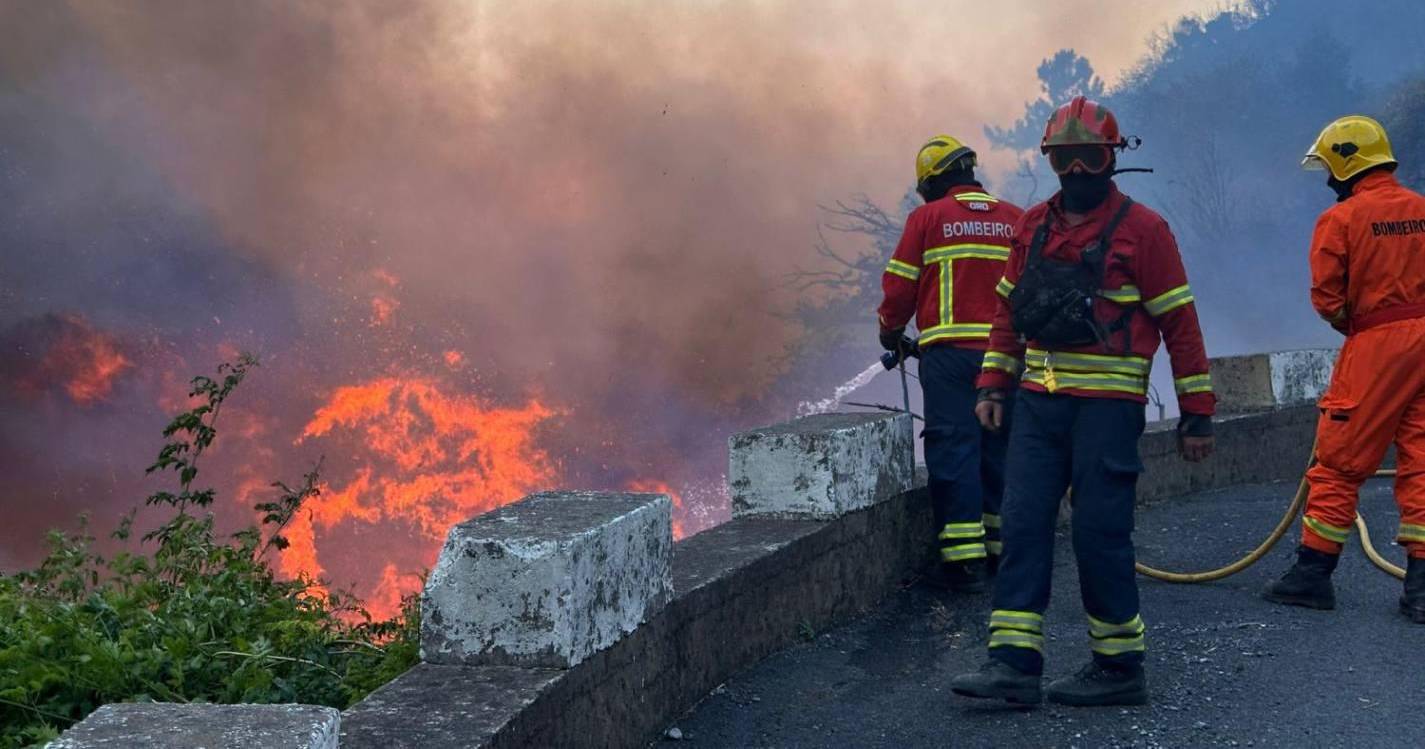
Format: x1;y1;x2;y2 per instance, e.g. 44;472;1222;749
949;97;1216;706
878;135;1024;592
1264;115;1425;622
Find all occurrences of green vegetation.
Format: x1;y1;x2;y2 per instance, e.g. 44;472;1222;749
0;356;419;748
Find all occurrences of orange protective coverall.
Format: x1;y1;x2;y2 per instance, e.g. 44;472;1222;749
1305;171;1425;559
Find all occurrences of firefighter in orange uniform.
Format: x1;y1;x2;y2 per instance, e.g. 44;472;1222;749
949;97;1215;707
1264;115;1425;623
877;135;1024;592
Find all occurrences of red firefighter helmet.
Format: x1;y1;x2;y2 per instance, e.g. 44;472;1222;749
1041;96;1122;151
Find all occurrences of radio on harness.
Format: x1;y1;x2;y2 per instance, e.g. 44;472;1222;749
1008;199;1136;351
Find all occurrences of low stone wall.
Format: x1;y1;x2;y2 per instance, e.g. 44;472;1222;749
48;704;339;749
53;352;1340;748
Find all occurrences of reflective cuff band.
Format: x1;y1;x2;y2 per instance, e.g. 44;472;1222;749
919;323;992;344
981;513;1002;529
1397;522;1425;544
990;631;1044;652
1174;373;1214;395
990;610;1043;631
1025;349;1151;376
1088;614;1145;639
982;351;1023;376
939;522;986;540
995;277;1016;298
885;259;921;281
941;543;987;562
1305;516;1351;544
923;243;1011;263
1091;636;1146;656
1144;284;1195;316
1099;285;1142;304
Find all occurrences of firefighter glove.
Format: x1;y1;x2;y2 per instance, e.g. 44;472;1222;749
880;327;907;353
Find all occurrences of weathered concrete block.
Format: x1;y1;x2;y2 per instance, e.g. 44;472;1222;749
48;703;339;749
421;491;673;668
728;412;913;518
1211;349;1338;413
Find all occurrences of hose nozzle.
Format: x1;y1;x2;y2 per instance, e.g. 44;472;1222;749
880;335;921;370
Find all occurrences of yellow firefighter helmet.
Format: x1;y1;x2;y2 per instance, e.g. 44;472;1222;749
916;135;976;187
1301;115;1396;181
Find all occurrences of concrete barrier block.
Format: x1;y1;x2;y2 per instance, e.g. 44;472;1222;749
421;491;673;668
47;703;339;749
729;412;913;518
1211;349;1338;412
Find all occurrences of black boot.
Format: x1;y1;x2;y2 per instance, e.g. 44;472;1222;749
940;558;988;594
1046;661;1148;706
1401;557;1425;624
949;659;1042;704
1262;546;1339;610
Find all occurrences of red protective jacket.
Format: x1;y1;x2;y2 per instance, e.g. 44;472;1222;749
878;183;1024;350
976;184;1216;416
1310;171;1425;333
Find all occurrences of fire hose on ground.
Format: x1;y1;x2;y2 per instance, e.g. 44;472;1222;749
1135;446;1406;583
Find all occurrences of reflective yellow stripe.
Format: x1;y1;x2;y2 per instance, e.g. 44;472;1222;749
1304;516;1350;544
1025;369;1149;396
989;631;1044;652
885;259;921;281
982;351;1023;375
940;258;952;326
941;543;987;562
1397;522;1425;543
1088;614;1145;639
954;192;999;203
1025;349;1151;376
1091;636;1146;656
1144;284;1195;316
996;277;1016;298
1174;373;1214;395
923;244;1012;263
919;323;992;344
990;610;1043;629
939;522;985;540
986;540;1003;555
1099;285;1142;304
981;513;1002;529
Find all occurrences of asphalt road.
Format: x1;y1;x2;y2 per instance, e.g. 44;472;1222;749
671;481;1425;748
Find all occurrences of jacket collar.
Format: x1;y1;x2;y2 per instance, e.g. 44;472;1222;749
1352;170;1399;196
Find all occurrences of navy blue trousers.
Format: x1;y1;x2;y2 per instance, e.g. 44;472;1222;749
918;345;1010;563
986;390;1147;675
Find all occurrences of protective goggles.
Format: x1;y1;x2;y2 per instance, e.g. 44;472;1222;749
1046;145;1114;176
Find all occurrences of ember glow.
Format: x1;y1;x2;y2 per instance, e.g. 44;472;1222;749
627;479;687;539
5;314;133;407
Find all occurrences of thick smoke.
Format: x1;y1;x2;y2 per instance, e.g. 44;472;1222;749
0;1;1220;589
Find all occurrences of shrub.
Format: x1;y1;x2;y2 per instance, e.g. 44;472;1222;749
0;356;419;748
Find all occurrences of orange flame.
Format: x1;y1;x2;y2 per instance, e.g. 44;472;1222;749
627;479;686;539
284;377;558;617
16;315;134;406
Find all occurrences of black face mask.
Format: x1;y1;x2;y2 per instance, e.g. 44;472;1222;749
1059;172;1113;213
